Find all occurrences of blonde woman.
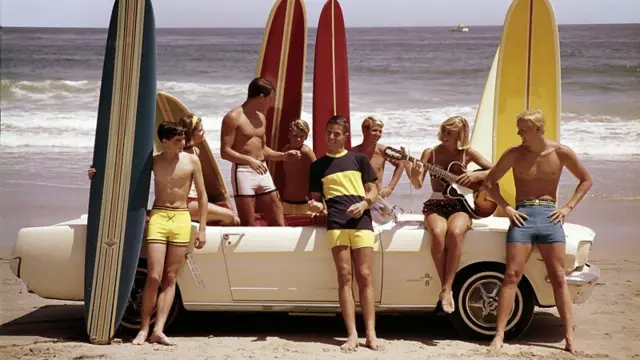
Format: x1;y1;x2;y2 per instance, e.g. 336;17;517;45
403;116;493;313
178;114;240;226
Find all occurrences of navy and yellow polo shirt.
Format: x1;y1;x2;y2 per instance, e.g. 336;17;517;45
309;150;378;231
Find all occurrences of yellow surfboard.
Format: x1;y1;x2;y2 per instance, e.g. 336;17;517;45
469;47;499;170
494;0;560;213
155;92;230;205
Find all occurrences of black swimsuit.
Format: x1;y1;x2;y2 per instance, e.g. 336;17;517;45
421;148;469;218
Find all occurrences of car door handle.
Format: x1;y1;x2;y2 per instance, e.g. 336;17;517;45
222;232;245;245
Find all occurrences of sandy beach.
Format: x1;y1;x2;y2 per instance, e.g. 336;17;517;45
1;154;639;359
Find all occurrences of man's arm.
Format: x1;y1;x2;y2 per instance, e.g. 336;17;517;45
264;135;300;161
264;142;286;160
347;155;379;218
220;112;253;165
382;145;405;192
363;181;379;208
483;147;517;210
308;161;325;213
558;145;593;211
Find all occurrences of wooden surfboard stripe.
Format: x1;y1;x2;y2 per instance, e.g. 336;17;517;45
525;0;533;107
330;0;337;115
269;0;296;175
88;0;146;343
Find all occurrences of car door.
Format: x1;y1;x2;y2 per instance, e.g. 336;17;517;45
221;225;338;302
380;221;442;306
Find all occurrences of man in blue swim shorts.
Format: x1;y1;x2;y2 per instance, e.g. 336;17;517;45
483;109;593;355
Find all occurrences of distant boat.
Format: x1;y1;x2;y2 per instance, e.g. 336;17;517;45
449;23;469;32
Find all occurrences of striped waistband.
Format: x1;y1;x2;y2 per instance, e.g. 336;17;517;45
515;199;556;207
233;159;266;166
151;206;189;212
283;199;308;205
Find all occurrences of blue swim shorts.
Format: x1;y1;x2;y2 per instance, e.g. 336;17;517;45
506;201;566;244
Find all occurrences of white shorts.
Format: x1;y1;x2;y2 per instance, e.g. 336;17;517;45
231;162;277;197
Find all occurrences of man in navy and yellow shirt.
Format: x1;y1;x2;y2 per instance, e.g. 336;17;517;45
308;115;380;352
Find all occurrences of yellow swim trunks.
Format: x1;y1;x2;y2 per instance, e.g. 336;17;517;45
282;200;312;215
326;229;375;249
147;207;192;247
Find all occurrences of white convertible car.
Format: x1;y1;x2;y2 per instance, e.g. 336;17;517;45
9;210;599;340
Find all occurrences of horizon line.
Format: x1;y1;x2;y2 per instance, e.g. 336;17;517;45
1;22;637;30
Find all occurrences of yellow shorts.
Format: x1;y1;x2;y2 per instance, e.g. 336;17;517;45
147;207;192;247
326;229;375;249
282;200;312;215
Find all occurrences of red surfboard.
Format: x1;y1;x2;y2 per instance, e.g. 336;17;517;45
313;0;350;158
256;0;307;186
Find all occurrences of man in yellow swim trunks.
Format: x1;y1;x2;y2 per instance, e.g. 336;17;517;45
132;121;208;346
308;116;380;352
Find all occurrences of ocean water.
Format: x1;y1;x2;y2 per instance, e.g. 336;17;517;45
1;25;639;157
1;25;639;248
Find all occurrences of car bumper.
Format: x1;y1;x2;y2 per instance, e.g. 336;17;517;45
566;263;600;304
9;257;21;278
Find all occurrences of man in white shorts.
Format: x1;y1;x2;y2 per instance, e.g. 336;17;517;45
220;77;301;226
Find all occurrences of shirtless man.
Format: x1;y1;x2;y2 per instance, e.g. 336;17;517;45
351;116;404;199
177;114;240;226
220;77;301;226
484;109;592;354
279;119;317;214
132;121;208;345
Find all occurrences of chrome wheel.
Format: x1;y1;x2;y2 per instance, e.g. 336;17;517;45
451;264;534;340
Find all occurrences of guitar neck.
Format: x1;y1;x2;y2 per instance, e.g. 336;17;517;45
406;155;458;183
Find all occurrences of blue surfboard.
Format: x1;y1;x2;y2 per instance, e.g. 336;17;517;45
85;0;156;345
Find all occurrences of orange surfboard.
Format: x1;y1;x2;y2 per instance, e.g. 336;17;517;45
255;0;307;188
313;0;350;158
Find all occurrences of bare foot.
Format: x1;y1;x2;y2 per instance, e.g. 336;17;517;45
365;332;382;351
565;337;578;355
440;290;455;314
340;335;358;353
488;335;504;352
148;332;176;346
132;330;148;345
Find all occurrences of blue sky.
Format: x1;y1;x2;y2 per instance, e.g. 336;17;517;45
2;0;638;28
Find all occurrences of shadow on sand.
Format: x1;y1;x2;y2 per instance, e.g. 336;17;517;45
0;305;567;349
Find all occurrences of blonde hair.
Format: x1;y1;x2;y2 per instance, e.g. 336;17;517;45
362;116;384;130
177;113;202;147
290;119;310;136
438;116;470;150
517;109;545;133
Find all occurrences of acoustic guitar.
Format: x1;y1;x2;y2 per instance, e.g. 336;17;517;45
383;146;498;219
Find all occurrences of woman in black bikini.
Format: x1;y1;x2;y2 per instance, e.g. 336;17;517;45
403;116;493;313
